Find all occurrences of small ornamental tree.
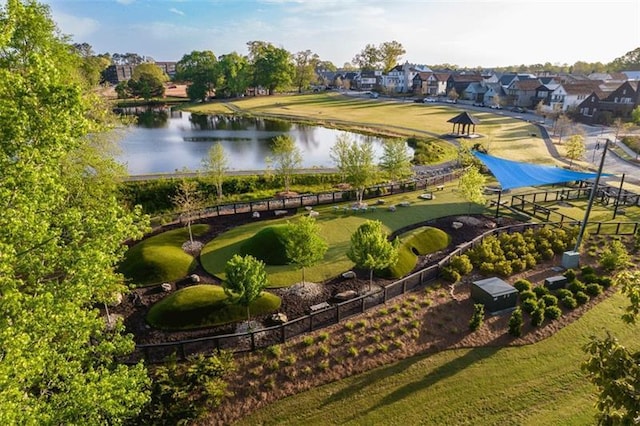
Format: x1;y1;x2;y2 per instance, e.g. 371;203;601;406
203;143;228;200
469;304;485;331
171;179;204;244
564;134;586;168
330;135;378;205
224;254;269;322
347;220;399;291
379;138;413;183
508;307;523;337
268;135;302;194
284;216;328;283
458;165;487;213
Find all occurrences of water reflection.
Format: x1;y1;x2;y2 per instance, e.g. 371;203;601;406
115;107;396;175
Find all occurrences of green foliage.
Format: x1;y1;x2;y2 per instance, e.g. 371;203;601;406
458;165;487;207
541;294;558;307
379;138;413;182
560;296;578;309
531;307;545;327
119;225;208;286
544;305;562;320
519;290;537;302
248;41;294;95
385;227;451;279
599;239;631;271
615;271;640;325
533;286;550;298
139;352;235;424
0;2;150;421
513;279;532;292
409;138;454;165
521;298;539;315
586;283;604;297
268;135;302;193
284;216;328;283
555;289;573;300
224;254;270;321
581;265;595;276
568;280;587;294
563;269;577;282
203;143;228;199
508;307;523;337
146;285;281;330
127;63;168;100
575;291;590;305
348;220;399;288
175;50;219;102
240;226;290;265
583;334;640;424
330;134;378;204
440;267;461;283
469;304;485;331
449;254;473;275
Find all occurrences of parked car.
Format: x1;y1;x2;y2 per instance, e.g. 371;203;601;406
511;106;526;113
490;104;503;109
472;102;486;107
424;97;437;103
444;99;457;104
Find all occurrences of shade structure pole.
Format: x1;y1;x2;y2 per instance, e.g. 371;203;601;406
612;173;625;220
495;190;502;218
574;139;609;252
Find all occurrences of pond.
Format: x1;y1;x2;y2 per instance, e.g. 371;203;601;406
114;107;395;175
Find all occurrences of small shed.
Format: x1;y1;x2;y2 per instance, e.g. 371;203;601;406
471;277;518;313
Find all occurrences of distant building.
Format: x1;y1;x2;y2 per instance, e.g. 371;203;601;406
101;61;177;85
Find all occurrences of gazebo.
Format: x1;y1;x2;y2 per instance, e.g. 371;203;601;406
447;111;480;136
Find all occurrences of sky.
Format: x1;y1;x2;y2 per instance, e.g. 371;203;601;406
40;0;640;68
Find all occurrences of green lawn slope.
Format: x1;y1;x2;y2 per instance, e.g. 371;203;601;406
384;226;451;278
236;291;640;425
119;225;209;287
146;284;281;330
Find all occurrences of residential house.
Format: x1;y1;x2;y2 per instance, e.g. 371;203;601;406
382;62;431;93
102;61;177;85
357;70;382;91
622;70;640;81
483;83;506;106
587;72;628;82
155;61;177;79
426;72;450;96
577;81;640;124
506;79;542;107
553;80;603;112
447;73;483;98
462;82;486;102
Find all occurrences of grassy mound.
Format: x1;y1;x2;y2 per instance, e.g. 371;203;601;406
240;225;290;265
119;225;209;287
382;226;451;279
146;284;282;330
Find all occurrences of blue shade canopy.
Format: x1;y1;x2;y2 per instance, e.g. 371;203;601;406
473;151;612;190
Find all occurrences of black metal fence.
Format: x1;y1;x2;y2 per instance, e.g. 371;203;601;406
128;218;638;363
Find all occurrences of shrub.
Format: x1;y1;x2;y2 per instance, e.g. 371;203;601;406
347;347;359;357
563;269;577;282
449;254;473;275
440;266;461;283
561;296;578;309
541;294;558;307
544;305;562;320
508;307;523;337
599;239;630;271
581;265;595;276
568;280;587;294
302;336;314;347
494;260;513;277
556;289;573;299
581;273;599;284
575;291;590;305
521;298;538;315
317;332;329;342
519;290;537;302
469;304;485;331
531;307;545;327
585;283;604;297
598;276;613;289
533;286;550;298
513;279;532;293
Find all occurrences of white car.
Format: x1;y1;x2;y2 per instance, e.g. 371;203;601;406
423;97;437;103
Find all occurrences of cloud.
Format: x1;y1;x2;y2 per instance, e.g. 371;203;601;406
115;0;135;5
51;11;100;40
169;7;185;16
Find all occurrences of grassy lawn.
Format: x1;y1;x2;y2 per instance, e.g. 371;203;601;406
146;284;281;330
189;93;550;165
119;224;209;287
236;291;640;425
386;226;451;278
539;199;640;224
201;188;486;287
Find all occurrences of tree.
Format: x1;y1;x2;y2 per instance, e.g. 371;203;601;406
293;49;319;93
564;134;586;168
493;94;503;108
284;216;328;283
347;220;399;290
0;0;150;422
379;138;413;182
127;62;168;100
268;135;302;194
203;143;228;200
609;47;640;71
458;165;487;212
583;270;640;424
448;87;459;102
554;114;572;144
330;135;378;205
217;52;250;98
224;254;269;322
171;179;204;243
469;304;485;331
352;43;380;71
631;106;640;126
247;41;294;95
175;50;219;102
379;40;406;73
508;307;524;337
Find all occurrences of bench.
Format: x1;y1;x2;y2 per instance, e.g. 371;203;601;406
274;210;288;216
309;302;330;312
436;185;444;191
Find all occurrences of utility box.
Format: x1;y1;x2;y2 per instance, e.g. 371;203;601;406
562;251;580;269
544;275;568;290
471;277;518;314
